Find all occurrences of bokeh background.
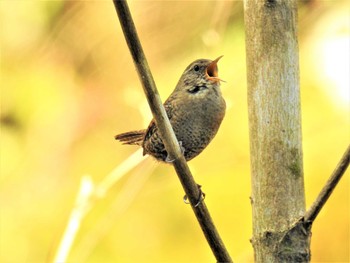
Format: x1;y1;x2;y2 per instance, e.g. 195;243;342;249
1;1;349;262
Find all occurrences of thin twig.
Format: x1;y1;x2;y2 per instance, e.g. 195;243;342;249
53;176;94;263
112;0;232;262
52;149;147;263
95;148;144;198
71;160;155;262
304;144;350;223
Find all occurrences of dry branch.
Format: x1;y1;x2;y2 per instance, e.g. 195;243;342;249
112;0;232;262
304;145;350;223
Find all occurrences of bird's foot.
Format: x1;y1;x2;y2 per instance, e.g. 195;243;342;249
165;154;174;163
183;184;206;207
165;141;185;163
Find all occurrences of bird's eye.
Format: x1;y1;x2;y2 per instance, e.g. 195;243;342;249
188;86;201;94
193;65;200;71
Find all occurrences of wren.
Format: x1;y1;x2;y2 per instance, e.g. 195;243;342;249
115;56;226;162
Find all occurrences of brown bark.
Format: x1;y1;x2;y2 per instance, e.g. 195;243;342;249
244;0;310;262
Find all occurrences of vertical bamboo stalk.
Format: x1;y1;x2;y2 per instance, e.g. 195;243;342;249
244;0;310;261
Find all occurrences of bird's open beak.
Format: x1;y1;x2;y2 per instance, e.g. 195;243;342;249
206;55;224;83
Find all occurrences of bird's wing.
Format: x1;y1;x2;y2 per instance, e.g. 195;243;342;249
143;119;156;143
142;99;174;145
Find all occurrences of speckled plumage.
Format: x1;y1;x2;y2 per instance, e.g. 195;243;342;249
115;57;226;162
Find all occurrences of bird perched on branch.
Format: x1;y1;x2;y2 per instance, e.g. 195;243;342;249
115;56;226;162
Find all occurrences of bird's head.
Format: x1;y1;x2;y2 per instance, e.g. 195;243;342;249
175;56;224;94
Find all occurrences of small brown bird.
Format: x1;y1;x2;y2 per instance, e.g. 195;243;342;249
115;56;226;162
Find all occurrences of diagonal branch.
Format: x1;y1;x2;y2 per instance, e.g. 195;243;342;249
304;144;350;223
112;0;232;262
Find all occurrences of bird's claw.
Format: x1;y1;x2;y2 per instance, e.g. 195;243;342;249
165;141;185;163
183;184;205;207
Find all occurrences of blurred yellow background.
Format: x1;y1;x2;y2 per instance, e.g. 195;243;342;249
1;1;349;262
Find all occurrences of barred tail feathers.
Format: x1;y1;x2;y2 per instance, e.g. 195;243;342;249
115;130;146;146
